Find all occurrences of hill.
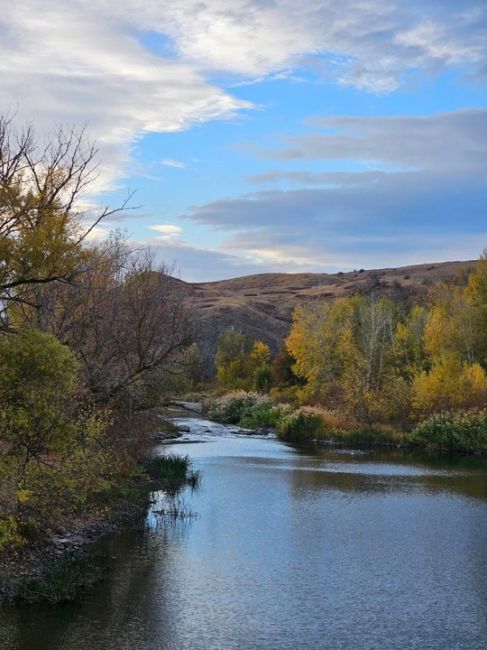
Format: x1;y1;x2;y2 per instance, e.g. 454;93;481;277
182;260;475;359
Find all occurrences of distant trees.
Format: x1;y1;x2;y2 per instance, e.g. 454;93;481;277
215;330;273;392
285;257;487;425
286;295;407;423
412;260;487;414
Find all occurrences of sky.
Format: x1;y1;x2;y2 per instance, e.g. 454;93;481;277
2;0;487;281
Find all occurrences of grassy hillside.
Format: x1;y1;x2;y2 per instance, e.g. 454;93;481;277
185;260;475;353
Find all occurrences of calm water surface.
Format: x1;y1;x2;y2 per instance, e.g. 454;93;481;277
1;418;487;650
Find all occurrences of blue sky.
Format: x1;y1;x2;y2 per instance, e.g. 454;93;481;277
3;1;487;280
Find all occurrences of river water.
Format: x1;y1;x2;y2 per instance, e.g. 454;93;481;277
1;418;487;650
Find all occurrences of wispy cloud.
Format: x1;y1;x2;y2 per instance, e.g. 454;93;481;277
149;224;182;234
148;224;183;240
267;110;487;172
181;109;487;270
2;1;486;192
160;159;186;169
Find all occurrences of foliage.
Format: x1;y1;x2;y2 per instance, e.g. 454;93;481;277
215;331;273;391
0;116;197;578
0;515;22;551
207;390;267;424
286;295;407;423
215;330;254;368
253;364;273;393
413;356;487;414
42;235;194;407
276;406;325;441
271;347;302;387
0;118;129;332
239;401;292;429
0;329;80;466
413;410;487;454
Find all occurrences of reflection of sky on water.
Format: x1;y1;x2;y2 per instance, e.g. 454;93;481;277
1;418;486;650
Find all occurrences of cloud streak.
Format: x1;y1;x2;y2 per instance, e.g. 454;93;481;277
181;109;487;271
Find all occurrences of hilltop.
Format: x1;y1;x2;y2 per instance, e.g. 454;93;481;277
182;260;475;355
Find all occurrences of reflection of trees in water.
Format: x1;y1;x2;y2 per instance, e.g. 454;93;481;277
3;509;197;650
282;449;487;502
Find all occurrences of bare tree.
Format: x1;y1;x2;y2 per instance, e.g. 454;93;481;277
44;236;195;407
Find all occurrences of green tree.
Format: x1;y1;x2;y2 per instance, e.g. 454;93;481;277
0;329;80;471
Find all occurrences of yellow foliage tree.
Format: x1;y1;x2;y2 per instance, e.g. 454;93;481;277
413;355;487;414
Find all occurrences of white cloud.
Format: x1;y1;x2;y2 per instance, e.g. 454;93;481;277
0;1;251;192
1;0;485;197
149;224;183;235
180;109;487;271
160;159;186;168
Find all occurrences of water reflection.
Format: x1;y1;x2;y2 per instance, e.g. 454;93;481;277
1;424;486;650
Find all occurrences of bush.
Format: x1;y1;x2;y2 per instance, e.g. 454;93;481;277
269;385;301;405
207;390;264;424
276;406;324;441
0;515;22;551
413;410;487;454
240;401;292;429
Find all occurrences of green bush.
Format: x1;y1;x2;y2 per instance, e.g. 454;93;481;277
0;515;22;550
253;365;273;393
276;406;324;441
239;401;292;429
413;410;487;453
207;390;264;424
0;329;80;459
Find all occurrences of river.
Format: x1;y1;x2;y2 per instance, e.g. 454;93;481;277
1;418;487;650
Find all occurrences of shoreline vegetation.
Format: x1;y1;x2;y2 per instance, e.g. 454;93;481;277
205;251;487;457
0;452;199;605
206;391;487;455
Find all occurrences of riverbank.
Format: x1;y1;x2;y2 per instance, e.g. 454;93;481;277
205;391;487;455
0;452;198;605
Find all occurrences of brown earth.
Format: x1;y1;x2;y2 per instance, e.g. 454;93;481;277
181;259;475;358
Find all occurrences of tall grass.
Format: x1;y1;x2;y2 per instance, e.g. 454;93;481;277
145;454;200;494
413;410;487;454
18;554;101;603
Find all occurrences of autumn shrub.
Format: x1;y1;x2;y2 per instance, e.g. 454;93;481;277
413;357;487;415
413;410;487;454
269;385;301;405
207;390;264;424
276;406;325;441
239;401;292;429
0;515;22;551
